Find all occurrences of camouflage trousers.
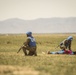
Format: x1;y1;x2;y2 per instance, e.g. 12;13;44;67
22;46;37;56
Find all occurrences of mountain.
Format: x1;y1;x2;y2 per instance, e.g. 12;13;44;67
0;17;76;33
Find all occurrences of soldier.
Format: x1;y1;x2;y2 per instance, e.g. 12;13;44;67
60;36;73;50
22;31;37;56
47;36;74;55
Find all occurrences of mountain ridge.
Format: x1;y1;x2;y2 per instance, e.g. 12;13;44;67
0;17;76;33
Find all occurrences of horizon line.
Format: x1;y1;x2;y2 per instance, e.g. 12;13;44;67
0;17;76;21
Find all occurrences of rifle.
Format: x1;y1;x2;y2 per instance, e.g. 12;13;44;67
55;45;60;49
17;46;23;53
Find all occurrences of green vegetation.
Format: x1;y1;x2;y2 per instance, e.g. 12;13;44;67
0;34;76;75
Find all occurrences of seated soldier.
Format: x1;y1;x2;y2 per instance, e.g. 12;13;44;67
22;31;37;56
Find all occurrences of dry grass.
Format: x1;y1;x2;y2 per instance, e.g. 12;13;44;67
0;33;76;75
0;65;39;75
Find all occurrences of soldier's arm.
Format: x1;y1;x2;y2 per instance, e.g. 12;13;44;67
68;40;71;50
60;39;66;46
23;39;30;46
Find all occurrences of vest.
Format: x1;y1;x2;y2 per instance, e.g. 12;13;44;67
28;37;36;47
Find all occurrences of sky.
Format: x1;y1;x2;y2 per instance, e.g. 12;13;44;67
0;0;76;21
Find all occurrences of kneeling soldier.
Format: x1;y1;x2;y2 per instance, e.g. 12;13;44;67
22;31;37;56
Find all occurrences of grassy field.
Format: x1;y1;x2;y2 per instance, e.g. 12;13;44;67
0;33;76;75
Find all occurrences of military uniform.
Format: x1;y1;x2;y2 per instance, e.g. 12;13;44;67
60;36;73;50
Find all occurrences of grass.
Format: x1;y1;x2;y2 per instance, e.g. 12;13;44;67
0;33;76;75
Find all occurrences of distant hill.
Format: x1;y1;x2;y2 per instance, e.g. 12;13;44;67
0;17;76;33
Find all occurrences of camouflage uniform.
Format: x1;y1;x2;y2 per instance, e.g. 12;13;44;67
60;36;73;50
